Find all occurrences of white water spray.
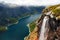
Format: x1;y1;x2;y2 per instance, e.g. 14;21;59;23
39;16;49;40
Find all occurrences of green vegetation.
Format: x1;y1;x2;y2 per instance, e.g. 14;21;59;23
0;18;18;31
52;8;60;17
52;8;60;19
0;13;34;31
29;21;36;32
42;4;60;19
0;26;7;31
9;18;18;24
43;4;60;13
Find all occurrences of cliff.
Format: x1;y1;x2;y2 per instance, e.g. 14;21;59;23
25;4;60;40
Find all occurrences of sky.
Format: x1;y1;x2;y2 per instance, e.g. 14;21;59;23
0;0;60;6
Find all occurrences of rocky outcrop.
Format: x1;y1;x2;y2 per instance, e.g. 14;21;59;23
25;4;60;40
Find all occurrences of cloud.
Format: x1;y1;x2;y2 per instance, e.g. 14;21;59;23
0;0;60;6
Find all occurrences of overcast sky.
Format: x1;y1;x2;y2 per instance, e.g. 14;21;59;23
0;0;60;6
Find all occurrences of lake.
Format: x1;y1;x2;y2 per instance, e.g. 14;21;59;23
0;14;40;40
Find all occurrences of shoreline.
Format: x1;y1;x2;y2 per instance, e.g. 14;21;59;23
8;15;31;27
5;13;37;29
0;15;31;31
0;14;38;40
26;24;31;33
24;23;31;40
24;14;39;40
18;15;31;21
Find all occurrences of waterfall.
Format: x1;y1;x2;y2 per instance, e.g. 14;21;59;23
39;16;49;40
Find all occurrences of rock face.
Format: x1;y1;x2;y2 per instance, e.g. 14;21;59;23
25;4;60;40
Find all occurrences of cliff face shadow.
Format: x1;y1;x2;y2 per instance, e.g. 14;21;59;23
38;14;60;40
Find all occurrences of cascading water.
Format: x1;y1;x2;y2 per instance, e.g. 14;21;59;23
39;16;49;40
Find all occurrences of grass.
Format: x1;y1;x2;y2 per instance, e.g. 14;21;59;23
52;8;60;17
0;26;7;31
29;21;36;32
8;17;18;24
42;4;60;13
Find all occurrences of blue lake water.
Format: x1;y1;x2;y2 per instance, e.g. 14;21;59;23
0;14;40;40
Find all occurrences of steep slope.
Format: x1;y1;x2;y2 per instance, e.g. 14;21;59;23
25;4;60;40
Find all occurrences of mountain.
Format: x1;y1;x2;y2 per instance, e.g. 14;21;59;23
25;4;60;40
0;3;45;31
